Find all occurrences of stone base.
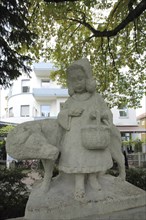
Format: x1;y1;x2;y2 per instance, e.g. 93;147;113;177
24;174;146;220
8;206;146;220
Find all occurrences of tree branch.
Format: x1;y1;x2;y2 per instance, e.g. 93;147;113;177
66;0;146;38
102;0;146;37
44;0;78;2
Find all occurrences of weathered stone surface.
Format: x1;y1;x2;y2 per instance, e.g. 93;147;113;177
6;119;60;160
24;174;146;220
7;205;146;220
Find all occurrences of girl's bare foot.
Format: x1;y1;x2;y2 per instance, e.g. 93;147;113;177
74;190;86;202
74;174;86;202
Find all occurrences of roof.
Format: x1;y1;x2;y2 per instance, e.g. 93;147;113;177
137;112;146;120
116;125;146;133
0;121;18;126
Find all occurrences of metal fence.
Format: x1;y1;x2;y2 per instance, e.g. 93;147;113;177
127;153;146;167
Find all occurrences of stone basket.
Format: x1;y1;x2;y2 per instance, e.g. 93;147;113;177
81;125;110;150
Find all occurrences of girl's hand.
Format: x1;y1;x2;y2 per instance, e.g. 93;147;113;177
101;113;110;127
90;110;97;120
90;109;100;120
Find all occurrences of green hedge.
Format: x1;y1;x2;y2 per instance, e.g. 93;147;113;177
108;168;146;191
0;168;29;220
126;168;146;190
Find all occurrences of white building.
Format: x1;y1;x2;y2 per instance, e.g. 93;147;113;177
111;107;140;141
0;62;140;142
0;62;68;124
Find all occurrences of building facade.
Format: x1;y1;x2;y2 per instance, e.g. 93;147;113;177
0;62;140;142
111;107;139;141
0;63;68;124
137;113;146;142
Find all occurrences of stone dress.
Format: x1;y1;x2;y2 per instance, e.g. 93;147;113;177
57;92;113;174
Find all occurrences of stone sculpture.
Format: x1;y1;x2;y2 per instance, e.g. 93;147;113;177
6;58;146;220
57;58;123;201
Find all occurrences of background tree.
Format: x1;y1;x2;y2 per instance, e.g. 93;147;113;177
0;125;14;138
1;0;145;108
28;0;146;108
0;169;29;220
0;0;37;87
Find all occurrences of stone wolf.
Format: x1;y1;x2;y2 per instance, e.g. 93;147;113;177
6;118;125;183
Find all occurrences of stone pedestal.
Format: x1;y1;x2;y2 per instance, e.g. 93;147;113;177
7;206;146;220
24;174;146;220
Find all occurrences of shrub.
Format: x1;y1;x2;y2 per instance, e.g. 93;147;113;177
134;139;143;153
108;167;146;191
0;140;6;160
0;168;29;220
126;168;146;191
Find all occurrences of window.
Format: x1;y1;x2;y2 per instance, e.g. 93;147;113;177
21;105;29;117
41;79;50;88
118;106;128;118
41;105;50;117
22;80;30;93
9;83;13;96
119;109;128;117
141;120;145;126
9;107;13;117
121;133;130;141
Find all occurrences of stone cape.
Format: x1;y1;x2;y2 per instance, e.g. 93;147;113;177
24;174;146;220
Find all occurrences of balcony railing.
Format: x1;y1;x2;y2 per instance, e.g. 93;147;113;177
33;88;68;100
127;152;146;167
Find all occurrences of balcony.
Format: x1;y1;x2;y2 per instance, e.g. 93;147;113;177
33;62;57;77
33;88;68;100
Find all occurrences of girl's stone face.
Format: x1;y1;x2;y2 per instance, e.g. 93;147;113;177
68;68;86;94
